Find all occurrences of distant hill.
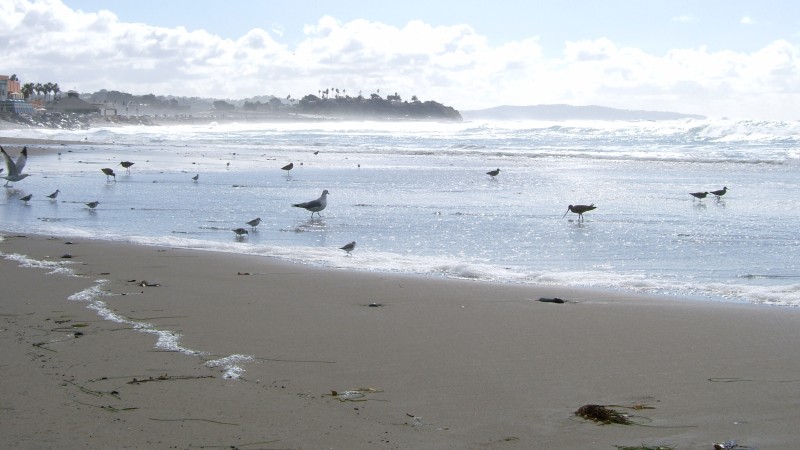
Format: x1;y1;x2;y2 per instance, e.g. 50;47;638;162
461;104;705;121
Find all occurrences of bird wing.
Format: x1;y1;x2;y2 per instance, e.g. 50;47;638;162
16;148;28;173
294;199;321;209
1;148;19;176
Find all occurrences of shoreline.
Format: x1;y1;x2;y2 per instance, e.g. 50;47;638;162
2;232;800;448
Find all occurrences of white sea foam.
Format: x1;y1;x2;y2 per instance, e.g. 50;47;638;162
67;280;254;379
1;251;77;276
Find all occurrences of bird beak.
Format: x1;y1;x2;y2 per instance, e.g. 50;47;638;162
562;209;569;217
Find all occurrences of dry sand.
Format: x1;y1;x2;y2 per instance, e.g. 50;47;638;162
1;232;800;449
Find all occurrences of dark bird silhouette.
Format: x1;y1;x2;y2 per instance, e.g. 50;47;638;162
281;162;294;175
86;201;99;209
313;150;319;155
710;186;728;199
340;241;356;255
563;204;597;221
690;191;708;201
292;189;329;218
47;189;60;200
486;168;500;179
192;174;199;181
2;146;29;186
232;228;249;238
119;161;134;173
101;168;116;182
247;217;262;229
19;193;33;204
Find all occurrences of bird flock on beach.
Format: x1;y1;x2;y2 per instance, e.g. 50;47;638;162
3;143;731;256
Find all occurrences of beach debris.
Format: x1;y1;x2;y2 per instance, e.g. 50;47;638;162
575;404;633;425
368;302;383;307
713;440;756;450
615;446;674;450
128;374;214;385
405;413;424;427
329;387;383;402
138;280;161;287
237;272;251;275
538;297;565;303
61;253;73;258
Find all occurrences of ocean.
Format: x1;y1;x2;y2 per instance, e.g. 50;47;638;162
2;118;799;307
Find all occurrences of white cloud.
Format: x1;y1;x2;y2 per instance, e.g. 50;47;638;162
671;15;697;23
740;16;757;25
3;0;800;120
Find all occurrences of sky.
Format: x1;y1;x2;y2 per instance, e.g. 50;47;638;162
3;0;800;120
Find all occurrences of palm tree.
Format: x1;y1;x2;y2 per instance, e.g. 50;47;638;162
21;83;35;100
35;83;44;99
44;82;54;102
52;83;61;100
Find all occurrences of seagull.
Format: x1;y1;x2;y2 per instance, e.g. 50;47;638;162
232;228;249;238
690;191;708;201
19;194;33;204
710;186;728;199
47;189;60;200
85;201;99;209
281;162;294;175
101;168;116;182
563;204;597;222
340;241;356;255
1;146;29;186
292;189;329;218
192;174;199;181
119;161;134;173
486;168;500;179
247;217;262;229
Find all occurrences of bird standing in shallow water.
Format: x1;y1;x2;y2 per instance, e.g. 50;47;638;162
19;194;32;204
1;146;29;186
710;186;728;199
192;174;199;181
563;204;597;222
247;217;262;229
293;189;329;218
690;191;708;201
119;161;134;174
281;162;294;176
232;228;249;238
101;168;116;182
47;189;60;200
340;241;356;255
86;201;99;209
486;168;500;179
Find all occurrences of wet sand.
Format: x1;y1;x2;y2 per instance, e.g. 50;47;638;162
2;232;799;449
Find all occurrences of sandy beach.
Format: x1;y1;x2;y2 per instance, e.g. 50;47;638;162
2;232;799;449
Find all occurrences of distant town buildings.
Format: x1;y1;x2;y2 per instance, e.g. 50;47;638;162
0;74;34;114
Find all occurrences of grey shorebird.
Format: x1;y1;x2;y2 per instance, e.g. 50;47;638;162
119;161;134;173
19;193;33;204
247;217;262;229
710;186;728;199
281;162;294;175
101;168;116;182
1;146;29;186
86;201;99;209
563;204;597;221
690;191;708;201
232;228;249;238
486;168;500;179
340;241;356;255
47;189;60;200
293;189;329;218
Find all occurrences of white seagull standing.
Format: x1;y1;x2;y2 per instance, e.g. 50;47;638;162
292;189;329;218
2;146;29;186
